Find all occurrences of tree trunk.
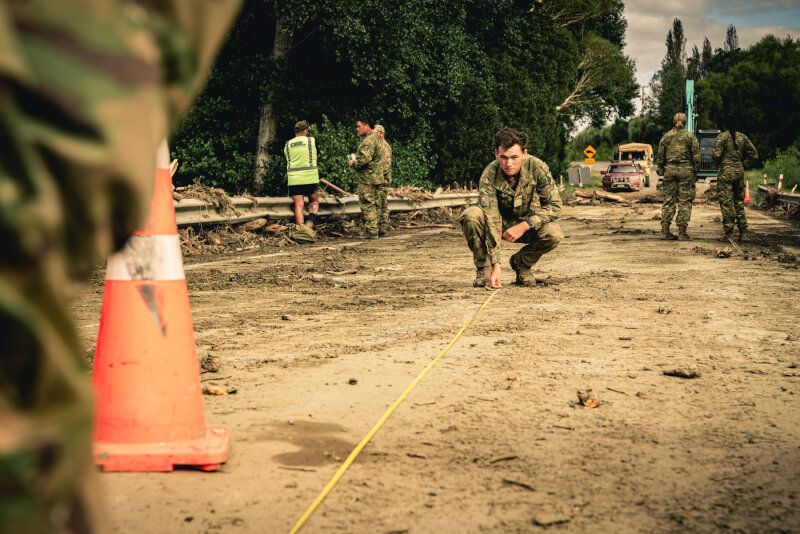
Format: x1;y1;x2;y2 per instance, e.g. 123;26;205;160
254;14;291;191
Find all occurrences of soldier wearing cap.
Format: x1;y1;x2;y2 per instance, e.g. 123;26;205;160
656;112;700;240
375;124;392;236
285;120;321;225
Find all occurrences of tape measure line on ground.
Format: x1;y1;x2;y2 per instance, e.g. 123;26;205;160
289;289;500;533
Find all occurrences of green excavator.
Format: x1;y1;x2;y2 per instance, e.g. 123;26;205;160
685;79;720;192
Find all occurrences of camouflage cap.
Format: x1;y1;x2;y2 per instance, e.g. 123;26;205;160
294;120;309;132
673;113;687;127
375;124;385;134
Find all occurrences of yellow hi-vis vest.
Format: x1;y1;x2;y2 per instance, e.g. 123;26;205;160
284;135;319;185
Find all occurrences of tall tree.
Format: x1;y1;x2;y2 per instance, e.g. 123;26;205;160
700;37;713;77
687;45;701;80
653;18;687;129
724;24;739;52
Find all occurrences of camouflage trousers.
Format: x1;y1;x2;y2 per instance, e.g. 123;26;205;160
661;167;697;226
459;206;563;268
717;170;747;233
357;183;389;235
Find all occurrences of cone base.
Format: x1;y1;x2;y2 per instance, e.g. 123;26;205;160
93;425;231;472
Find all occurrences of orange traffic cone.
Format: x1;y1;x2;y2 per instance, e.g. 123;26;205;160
744;181;752;204
92;140;231;472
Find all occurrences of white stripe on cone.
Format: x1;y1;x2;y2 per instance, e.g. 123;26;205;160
106;235;185;281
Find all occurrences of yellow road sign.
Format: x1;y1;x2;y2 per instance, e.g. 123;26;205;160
583;145;596;158
584;158;595;166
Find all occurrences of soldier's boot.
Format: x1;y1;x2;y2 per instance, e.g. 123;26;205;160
738;226;748;243
510;254;536;287
661;222;677;240
718;229;733;242
473;267;491;288
677;225;690;241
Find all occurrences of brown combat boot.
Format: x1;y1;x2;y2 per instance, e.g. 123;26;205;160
738;226;748;243
661;222;677;240
473;266;491;287
510;254;536;287
718;230;733;242
677;225;690;241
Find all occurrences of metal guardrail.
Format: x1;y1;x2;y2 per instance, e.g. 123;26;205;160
757;185;800;206
174;193;477;227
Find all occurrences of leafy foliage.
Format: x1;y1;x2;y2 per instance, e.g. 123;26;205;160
172;0;635;195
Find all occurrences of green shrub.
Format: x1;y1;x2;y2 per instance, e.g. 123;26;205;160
763;145;800;191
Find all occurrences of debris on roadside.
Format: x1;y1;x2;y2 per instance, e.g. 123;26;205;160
715;247;733;258
200;354;222;373
663;368;701;379
576;389;599;408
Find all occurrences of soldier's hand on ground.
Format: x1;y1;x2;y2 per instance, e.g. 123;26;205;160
502;222;528;243
489;264;502;288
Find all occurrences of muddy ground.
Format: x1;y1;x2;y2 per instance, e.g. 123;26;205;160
72;203;800;533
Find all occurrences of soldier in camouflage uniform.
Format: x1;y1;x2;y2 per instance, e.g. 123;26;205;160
0;1;241;531
459;128;563;288
713;118;758;241
349;116;386;238
375;124;392;236
656;112;700;240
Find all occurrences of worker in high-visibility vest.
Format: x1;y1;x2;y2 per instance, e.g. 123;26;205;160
284;120;320;224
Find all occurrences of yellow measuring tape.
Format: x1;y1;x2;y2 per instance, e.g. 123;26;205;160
289;289;500;533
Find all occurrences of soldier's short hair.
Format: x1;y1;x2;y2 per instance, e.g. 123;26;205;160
358;116;374;128
673;113;687;127
494;128;528;151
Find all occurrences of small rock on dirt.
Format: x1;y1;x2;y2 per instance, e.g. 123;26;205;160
200;354;222;373
348;378;358;385
202;385;228;395
282;314;297;321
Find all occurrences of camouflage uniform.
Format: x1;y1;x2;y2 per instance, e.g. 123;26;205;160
353;131;386;236
378;139;392;232
459;156;563;269
657;127;700;227
713;130;758;235
0;1;240;532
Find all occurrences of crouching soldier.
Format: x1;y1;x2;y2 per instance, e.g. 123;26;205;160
459;128;563;288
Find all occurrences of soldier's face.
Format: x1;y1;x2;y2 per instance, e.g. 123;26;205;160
356;121;370;136
496;144;527;176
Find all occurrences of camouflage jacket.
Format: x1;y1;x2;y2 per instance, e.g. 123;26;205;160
354;131;385;185
657;127;700;174
478;156;562;265
713;131;758;174
382;140;393;184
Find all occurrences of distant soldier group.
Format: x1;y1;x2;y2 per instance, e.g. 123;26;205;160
656;112;758;242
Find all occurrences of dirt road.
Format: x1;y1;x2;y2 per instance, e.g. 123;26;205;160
73;203;800;533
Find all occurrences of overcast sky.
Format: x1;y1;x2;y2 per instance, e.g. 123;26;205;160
624;0;800;91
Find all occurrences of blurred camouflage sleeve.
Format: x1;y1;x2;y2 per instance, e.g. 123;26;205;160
712;132;724;161
354;135;376;170
656;133;668;174
690;134;700;173
527;159;562;229
383;142;392;184
477;165;502;265
0;1;241;532
743;135;758;164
